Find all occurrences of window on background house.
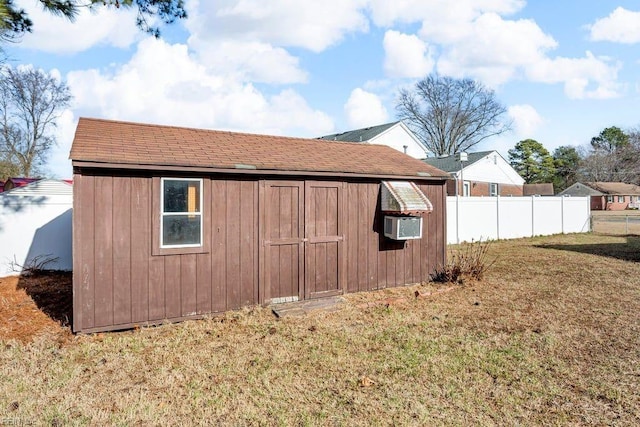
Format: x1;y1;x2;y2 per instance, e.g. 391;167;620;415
618;195;625;203
161;178;203;248
463;181;471;197
490;183;499;196
607;195;614;203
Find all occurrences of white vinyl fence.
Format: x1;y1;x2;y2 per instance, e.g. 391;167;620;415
0;181;73;275
447;196;591;244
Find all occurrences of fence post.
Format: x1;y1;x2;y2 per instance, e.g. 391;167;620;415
496;196;500;240
455;195;460;244
531;196;535;237
561;196;565;234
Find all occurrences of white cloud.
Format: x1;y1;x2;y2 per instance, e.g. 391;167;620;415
187;0;369;52
508;104;543;137
368;0;525;29
344;88;388;128
15;0;139;53
189;39;307;84
526;52;622;99
46;109;77;179
588;7;640;44
66;38;332;136
383;31;434;78
436;13;557;86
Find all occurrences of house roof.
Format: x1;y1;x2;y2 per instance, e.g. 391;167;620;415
557;182;603;197
422;151;497;173
585;182;640;195
5;177;40;187
0;179;72;197
317;121;399;142
70;118;449;179
523;183;555;196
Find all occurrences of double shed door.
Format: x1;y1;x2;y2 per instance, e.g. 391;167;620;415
262;180;345;302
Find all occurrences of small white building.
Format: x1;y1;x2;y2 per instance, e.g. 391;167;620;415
318;121;427;159
0;179;72;275
423;151;525;197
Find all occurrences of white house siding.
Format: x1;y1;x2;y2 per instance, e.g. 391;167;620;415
455;152;524;186
0;180;73;275
370;124;427;159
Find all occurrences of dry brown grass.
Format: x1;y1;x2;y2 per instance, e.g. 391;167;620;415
1;234;639;425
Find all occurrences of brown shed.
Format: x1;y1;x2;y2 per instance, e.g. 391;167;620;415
70;118;449;333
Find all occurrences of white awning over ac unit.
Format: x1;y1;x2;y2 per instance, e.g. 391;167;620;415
381;181;433;214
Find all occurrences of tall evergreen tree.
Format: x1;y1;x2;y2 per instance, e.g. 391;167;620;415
508;139;556;184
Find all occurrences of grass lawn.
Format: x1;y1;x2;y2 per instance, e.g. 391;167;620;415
1;233;639;425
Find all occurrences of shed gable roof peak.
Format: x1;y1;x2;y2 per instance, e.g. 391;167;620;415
70;117;449;179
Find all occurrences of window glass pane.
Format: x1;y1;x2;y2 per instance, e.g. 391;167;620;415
163;180;201;213
162;215;201;246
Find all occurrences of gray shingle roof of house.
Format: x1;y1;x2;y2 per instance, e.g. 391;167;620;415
422;151;496;173
558;182;604;197
318;121;399;142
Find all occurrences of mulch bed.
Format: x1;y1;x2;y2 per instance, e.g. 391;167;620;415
0;271;72;343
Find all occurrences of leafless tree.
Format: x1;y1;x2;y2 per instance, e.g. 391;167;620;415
396;74;511;156
0;65;71;177
578;127;640;185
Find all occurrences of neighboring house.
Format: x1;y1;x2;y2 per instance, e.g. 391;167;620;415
318;121;427;159
423;151;525;197
523;183;555;196
70;117;449;333
558;182;640;210
0;179;73;274
3;177;41;192
0;181;4;192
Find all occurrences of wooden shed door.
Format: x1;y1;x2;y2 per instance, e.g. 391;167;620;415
263;181;304;302
262;180;345;303
304;181;345;299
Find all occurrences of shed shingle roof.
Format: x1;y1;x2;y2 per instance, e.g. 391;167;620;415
70;118;448;179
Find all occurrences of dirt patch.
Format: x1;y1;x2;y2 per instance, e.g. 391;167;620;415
0;272;72;343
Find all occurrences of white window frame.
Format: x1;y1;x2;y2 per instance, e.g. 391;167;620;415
160;177;204;249
607;195;614;203
617;195;625;203
489;183;499;197
463;181;471;197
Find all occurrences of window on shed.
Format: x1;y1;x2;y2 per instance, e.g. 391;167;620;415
607;195;614;203
618;195;625;203
489;183;499;197
161;178;203;247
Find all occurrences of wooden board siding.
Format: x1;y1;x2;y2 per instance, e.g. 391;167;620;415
73;174;446;333
342;181;446;293
73;174;261;333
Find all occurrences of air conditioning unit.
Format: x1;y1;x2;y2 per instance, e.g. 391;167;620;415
384;216;423;240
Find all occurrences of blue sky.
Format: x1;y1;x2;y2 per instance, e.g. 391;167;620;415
4;0;640;178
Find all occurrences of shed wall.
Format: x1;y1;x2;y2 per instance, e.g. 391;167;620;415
73;172;445;332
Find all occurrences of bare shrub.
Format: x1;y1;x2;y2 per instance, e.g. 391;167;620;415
10;254;60;276
431;239;495;284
